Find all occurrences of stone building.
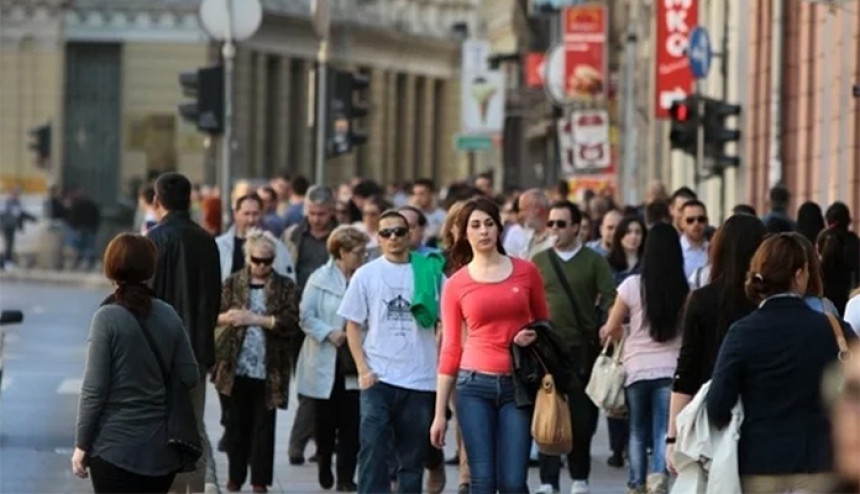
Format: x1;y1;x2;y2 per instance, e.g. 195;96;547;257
0;0;480;208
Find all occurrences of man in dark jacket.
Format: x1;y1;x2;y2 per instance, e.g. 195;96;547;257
146;172;221;493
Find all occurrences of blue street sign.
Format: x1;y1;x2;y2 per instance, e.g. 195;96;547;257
688;26;712;79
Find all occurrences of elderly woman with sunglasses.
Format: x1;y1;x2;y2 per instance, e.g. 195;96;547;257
213;229;301;494
295;226;370;492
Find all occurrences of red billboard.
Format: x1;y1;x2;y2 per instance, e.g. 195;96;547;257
562;4;607;102
655;0;698;118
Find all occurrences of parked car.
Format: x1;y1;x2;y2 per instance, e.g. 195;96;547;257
0;310;24;397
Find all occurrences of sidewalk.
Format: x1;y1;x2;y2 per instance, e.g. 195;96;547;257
0;267;109;288
202;382;628;494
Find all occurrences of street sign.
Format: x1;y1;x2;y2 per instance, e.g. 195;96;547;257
688;26;712;79
199;0;262;42
571;109;611;170
456;134;493;151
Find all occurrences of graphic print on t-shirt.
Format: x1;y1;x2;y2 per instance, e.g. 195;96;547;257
385;295;412;322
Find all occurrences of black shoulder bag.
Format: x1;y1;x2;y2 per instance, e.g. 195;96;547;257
547;252;599;377
130;311;203;473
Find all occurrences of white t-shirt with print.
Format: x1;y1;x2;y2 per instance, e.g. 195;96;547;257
337;256;438;392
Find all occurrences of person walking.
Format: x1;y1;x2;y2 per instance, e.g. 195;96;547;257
338;209;443;494
431;197;549;494
666;214;767;472
530;201;617;494
213;230;301;494
602;215;648;470
600;223;688;494
706;233;857;493
146;172;222;493
284;184;339;466
0;186;36;269
296;226;369;492
72;233;199;493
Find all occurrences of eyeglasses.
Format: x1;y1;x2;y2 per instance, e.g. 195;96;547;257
685;216;708;225
350;248;368;259
250;256;275;266
363;210;380;217
378;226;409;239
546;220;568;229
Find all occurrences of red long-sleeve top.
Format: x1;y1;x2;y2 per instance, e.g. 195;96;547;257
438;257;549;376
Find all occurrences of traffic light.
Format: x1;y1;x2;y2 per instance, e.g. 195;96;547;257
326;69;370;157
28;123;51;167
703;97;741;167
669;96;697;156
178;66;224;134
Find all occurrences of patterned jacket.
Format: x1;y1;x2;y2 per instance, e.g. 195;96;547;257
213;268;301;410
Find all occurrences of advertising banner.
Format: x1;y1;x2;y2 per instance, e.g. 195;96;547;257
655;0;698;118
562;4;608;102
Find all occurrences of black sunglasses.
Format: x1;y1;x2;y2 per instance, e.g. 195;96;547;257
250;256;275;266
546;220;568;229
379;226;409;239
685;216;708;225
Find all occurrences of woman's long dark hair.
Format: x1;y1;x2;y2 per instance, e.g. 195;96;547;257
607;216;647;273
708;214;767;334
796;201;825;245
640;223;688;342
450;197;506;269
103;233;157;316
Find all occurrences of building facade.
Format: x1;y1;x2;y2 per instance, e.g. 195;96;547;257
744;0;859;231
0;0;479;208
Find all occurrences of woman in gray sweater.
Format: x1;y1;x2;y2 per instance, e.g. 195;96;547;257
72;233;199;493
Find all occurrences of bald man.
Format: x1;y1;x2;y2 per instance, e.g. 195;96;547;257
586;209;622;257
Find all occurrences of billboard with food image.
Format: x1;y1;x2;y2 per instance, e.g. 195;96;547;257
562;4;607;102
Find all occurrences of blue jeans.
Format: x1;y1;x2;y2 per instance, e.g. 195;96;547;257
456;371;532;494
625;378;671;488
358;382;434;494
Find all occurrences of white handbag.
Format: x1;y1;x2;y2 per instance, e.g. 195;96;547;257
585;337;627;414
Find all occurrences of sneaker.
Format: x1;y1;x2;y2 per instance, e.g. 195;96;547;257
570;480;590;494
457;484;470;494
646;473;669;494
536;484;558;494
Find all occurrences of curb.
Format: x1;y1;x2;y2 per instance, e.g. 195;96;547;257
0;269;110;288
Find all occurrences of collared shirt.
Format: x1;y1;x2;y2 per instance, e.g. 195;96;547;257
586;239;608;257
525;229;556;260
681;235;709;280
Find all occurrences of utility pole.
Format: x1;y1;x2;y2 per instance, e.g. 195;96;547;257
220;0;235;229
621;0;639;206
313;0;331;186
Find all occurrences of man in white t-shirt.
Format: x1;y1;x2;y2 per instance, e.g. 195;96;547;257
338;210;439;494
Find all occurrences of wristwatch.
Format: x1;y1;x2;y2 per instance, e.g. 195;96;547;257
665;436;676;445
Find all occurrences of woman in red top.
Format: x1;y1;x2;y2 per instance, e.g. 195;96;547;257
430;197;549;494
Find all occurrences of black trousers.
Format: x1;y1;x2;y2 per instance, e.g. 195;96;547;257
314;366;360;484
89;456;175;494
227;376;276;487
539;345;600;486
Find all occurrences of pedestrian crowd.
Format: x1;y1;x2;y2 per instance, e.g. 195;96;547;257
70;171;860;494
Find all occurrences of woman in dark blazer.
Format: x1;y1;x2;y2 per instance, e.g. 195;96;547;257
707;233;857;493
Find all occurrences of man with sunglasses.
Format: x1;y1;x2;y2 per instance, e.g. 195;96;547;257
679;200;710;283
338;210;442;494
531;201;616;494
